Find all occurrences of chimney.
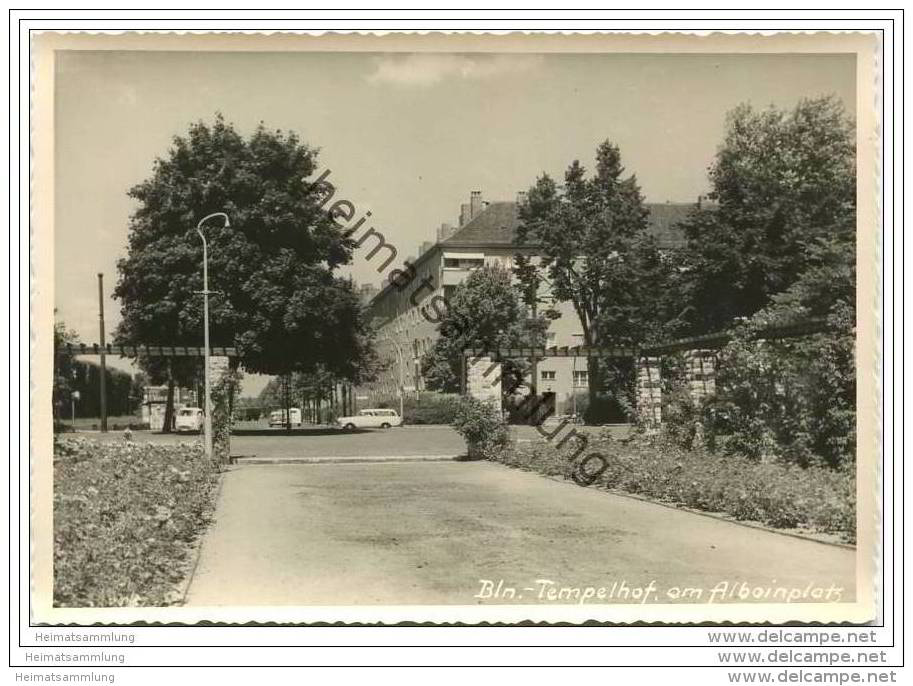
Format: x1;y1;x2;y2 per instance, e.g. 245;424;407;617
516;190;528;206
697;194;703;210
470;190;483;219
437;222;455;242
459;203;471;227
419;240;433;255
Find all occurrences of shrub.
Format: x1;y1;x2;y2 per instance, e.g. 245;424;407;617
451;396;511;460
53;437;220;606
706;304;856;469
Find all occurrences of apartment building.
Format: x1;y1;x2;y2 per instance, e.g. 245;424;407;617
365;192;692;414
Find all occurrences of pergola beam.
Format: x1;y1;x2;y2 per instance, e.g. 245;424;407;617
57;344;238;358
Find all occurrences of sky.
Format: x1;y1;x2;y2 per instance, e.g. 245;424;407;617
53;50;856;395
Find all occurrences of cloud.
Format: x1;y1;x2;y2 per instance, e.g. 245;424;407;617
366;53;543;87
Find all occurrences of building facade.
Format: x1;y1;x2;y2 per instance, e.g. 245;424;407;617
364;192;691;416
142;385;198;431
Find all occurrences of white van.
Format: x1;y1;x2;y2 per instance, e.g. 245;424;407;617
269;408;302;427
174;407;204;433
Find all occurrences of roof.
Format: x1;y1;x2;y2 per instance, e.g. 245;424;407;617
441;202;520;246
441;200;694;249
370;199;695;309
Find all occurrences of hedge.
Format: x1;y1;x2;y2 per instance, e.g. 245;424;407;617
375;392;460;425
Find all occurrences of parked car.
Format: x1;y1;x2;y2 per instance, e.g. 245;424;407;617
269;408;302;428
334;408;403;430
174;407;204;433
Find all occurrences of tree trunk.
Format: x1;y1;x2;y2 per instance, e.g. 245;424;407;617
284;374;292;431
163;361;175;434
587;355;601;424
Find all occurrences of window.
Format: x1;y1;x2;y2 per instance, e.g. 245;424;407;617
443;257;484;270
541;370;556;381
573;370;589;387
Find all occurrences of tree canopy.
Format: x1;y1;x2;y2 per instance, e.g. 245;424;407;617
114;116;377;424
515;140;684;415
678;95;856;331
420;265;548;394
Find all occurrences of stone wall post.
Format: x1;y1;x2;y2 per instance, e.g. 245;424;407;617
208;355;233;464
466;356;502;405
684;349;717;405
635;356;663;433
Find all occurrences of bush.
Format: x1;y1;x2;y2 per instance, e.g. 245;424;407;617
451;397;511;460
376;392;459;424
53;437;220;606
704;304;856;468
491;435;855;543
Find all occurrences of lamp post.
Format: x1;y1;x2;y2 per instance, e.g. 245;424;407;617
195;212;231;462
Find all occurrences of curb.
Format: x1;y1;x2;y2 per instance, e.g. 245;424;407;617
176;468;227;605
230;454;462;465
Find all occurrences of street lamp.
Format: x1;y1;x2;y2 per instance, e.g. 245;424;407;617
195;211;230;462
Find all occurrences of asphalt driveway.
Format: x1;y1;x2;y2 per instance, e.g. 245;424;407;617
184;461;855;606
85;423;626;460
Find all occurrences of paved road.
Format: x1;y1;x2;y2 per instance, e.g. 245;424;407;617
82;423;630;459
184;461;855;606
231;425;465;459
82;425;465;458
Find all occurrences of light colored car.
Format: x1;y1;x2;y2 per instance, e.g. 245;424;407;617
335;408;403;430
174;407;204;433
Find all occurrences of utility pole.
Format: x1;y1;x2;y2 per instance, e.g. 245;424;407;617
97;273;108;432
529;297;539;403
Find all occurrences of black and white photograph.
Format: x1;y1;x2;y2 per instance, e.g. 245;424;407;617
30;30;880;627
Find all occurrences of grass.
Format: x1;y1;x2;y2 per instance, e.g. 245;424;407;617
60;414;148;431
53;436;221;607
491;432;856;544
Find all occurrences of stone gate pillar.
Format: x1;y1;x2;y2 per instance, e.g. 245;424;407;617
635;356;663;433
208;355;232;464
685;349;717;405
467;356;502;404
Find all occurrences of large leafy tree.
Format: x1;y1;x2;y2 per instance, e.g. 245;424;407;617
679;96;856;331
420;265;548;395
515;140;684;418
115;115;375;430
